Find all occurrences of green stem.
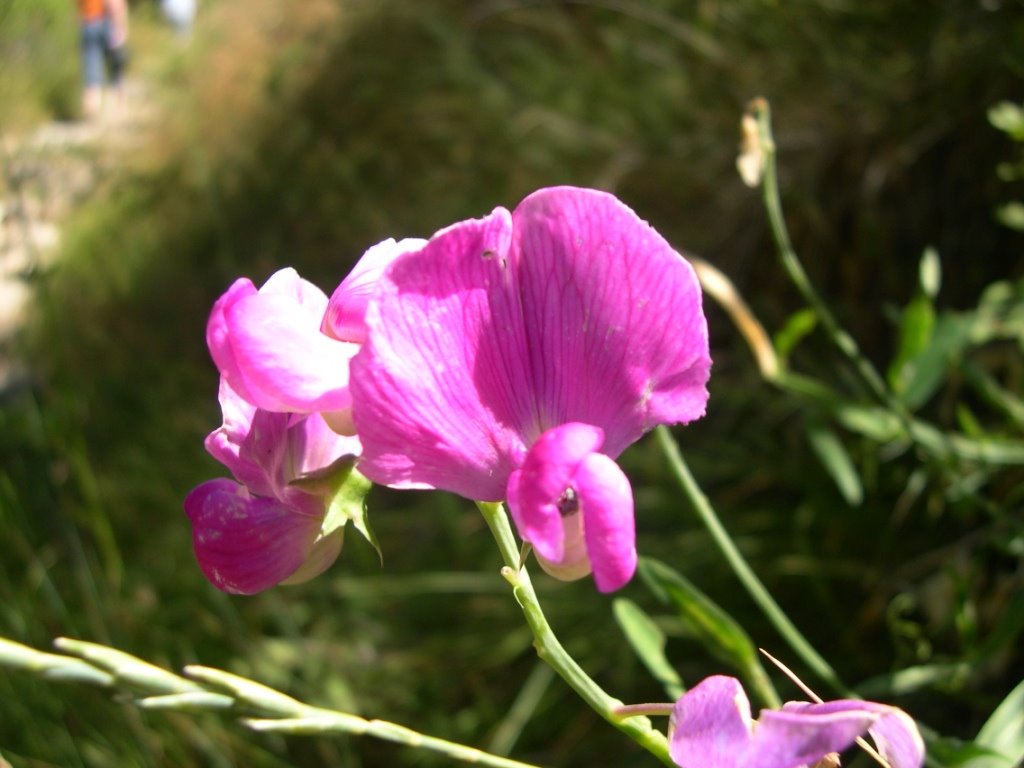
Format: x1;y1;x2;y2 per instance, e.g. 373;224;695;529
654;426;852;697
475;501;675;766
0;637;542;768
244;710;539;768
753;100;907;423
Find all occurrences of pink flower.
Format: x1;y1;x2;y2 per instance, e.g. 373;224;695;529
186;241;427;593
668;676;925;768
207;267;359;432
185;381;360;594
350;186;711;592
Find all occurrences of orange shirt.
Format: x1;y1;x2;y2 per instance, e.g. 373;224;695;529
78;0;105;21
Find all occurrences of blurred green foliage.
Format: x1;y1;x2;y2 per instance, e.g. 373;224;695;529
2;0;1024;766
0;0;79;126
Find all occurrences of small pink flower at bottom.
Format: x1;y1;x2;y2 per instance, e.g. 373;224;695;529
668;675;924;768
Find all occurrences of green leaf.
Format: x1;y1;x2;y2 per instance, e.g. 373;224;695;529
961;360;1024;430
900;313;974;410
773;307;818;365
996;202;1024;231
831;403;903;443
612;598;685;699
972;677;1024;768
856;662;971;698
804;422;863;506
637;557;778;707
888;298;935;398
911;421;1024;466
927;737;1008;768
988;101;1024;139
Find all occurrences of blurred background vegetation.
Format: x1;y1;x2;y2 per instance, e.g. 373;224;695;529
1;0;1023;765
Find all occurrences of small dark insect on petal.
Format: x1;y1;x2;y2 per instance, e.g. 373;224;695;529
481;249;507;268
557;487;579;517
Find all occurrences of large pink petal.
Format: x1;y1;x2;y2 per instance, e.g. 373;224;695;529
323;238;428;344
575;452;636;592
351;209;531;500
184;479;325;595
510;187;711;456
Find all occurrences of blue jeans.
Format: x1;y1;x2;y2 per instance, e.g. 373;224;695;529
81;18;110;87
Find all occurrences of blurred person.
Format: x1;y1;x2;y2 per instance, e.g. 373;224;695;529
78;0;129;118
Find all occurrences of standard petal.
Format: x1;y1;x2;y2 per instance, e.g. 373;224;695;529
575;452;636;592
322;238;428;344
510;186;712;456
351;208;531;500
184;479;323;595
669;675;756;768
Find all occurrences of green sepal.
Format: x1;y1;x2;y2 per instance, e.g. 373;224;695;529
291;455;380;564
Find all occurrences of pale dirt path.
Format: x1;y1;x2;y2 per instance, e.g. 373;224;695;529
0;77;158;391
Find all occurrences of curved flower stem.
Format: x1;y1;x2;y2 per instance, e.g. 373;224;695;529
0;636;540;768
475;501;675;766
653;426;853;697
751;98;913;431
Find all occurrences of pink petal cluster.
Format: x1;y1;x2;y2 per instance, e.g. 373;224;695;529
349;186;711;591
185;381;357;594
185;243;421;593
186;188;708;594
668;676;924;768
